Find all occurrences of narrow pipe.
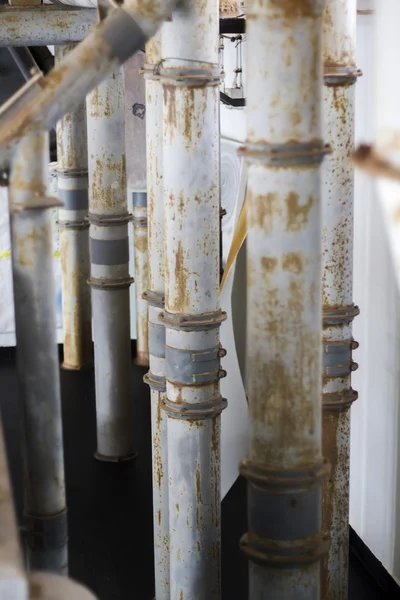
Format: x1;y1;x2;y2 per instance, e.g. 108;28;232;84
142;32;170;599
9;131;67;574
161;1;226;597
87;68;135;461
124;51;149;367
322;2;360;598
239;1;329;598
0;0;183;172
0;6;96;47
55;44;92;371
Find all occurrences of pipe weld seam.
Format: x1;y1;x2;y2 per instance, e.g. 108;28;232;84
166;344;227;386
88;275;134;290
144;371;166;392
162;395;227;420
239;531;329;568
90;236;129;266
26;509;68;550
322;388;358;411
159;308;227;331
143;289;165;307
322;338;359;379
323;304;360;326
149;321;165;358
238;141;331;167
87;212;131;226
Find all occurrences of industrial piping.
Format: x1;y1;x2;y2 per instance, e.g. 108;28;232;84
238;1;330;598
87;68;135;461
142;32;170;600
0;0;185;172
160;0;226;597
322;1;360;598
55;44;93;371
8;131;68;574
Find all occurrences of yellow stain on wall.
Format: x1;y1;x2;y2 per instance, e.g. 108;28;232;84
0;250;10;259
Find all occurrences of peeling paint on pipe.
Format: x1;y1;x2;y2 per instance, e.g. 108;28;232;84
9;131;67;574
0;6;97;47
239;1;329;598
87;68;136;462
160;0;226;597
142;32;170;600
322;1;360;598
55;44;92;371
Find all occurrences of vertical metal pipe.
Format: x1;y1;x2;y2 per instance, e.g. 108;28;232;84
9;131;68;574
87;69;136;461
142;33;170;600
124;52;149;367
322;2;360;598
161;2;226;598
239;1;329;598
55;44;93;371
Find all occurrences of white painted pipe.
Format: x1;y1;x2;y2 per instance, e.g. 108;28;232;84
239;1;329;598
322;2;360;598
87;68;135;461
55;44;92;371
142;32;170;600
9;132;67;574
161;1;225;597
0;6;97;47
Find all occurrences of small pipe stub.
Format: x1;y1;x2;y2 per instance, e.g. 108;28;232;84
324;65;362;86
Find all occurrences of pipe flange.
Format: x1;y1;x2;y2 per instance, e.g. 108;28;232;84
239;459;330;491
88;276;134;290
323;304;360;327
87;212;132;226
162;395;227;420
322;388;358;411
159;309;227;331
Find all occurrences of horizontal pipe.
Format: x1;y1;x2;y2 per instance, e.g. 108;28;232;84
0;6;97;47
0;0;183;172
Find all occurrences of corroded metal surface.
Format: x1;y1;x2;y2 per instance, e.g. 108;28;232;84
55;44;92;371
132;200;149;366
0;5;97;47
143;31;170;600
9;131;67;574
322;2;359;598
87;69;135;461
240;0;328;597
161;0;225;597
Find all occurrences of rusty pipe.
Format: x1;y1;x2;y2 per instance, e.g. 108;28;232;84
161;0;226;597
142;33;170;600
55;44;93;371
0;0;185;173
87;68;135;461
239;1;329;598
8;131;67;574
322;2;360;598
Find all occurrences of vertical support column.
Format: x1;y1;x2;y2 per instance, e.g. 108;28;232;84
55;44;92;371
132;194;149;366
322;2;360;598
87;69;136;462
142;33;170;600
239;1;329;598
9;132;68;574
161;2;227;598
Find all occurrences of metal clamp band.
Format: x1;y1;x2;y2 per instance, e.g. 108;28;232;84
132;216;148;226
57;219;90;230
323;388;358;411
323;339;359;379
149;321;166;359
323;304;360;326
238;141;331;167
143;289;165;308
87;212;132;226
166;344;227;386
25;509;68;550
240;459;329;491
157;61;222;87
240;531;329;568
159;309;227;331
162;395;227;420
141;63;161;81
88;276;134;290
144;372;166;392
56;167;88;178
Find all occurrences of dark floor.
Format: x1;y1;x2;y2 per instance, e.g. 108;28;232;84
0;347;387;599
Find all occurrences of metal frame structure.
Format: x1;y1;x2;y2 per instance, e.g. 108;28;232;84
322;1;360;598
239;1;329;598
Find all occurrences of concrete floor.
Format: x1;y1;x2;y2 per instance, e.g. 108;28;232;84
0;347;385;599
